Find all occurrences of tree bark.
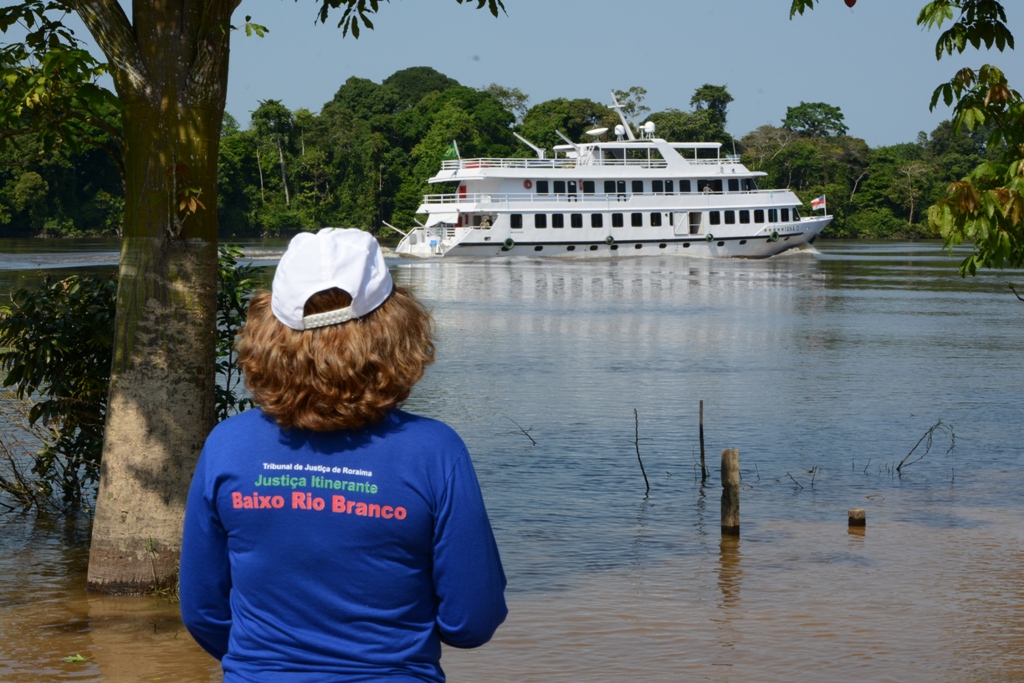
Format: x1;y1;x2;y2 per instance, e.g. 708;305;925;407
277;134;291;206
73;0;237;593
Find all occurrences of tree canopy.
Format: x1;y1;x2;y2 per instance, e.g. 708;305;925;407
791;0;1020;274
783;102;849;138
0;66;992;243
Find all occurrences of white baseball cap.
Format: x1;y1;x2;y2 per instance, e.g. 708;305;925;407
271;228;394;330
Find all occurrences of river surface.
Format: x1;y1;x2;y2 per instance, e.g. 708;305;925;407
0;239;1022;682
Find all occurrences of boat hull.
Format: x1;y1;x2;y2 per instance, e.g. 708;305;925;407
395;217;831;259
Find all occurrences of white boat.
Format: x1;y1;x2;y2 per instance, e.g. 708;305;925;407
395;96;831;259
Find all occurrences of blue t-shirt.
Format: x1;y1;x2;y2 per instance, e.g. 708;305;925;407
180;408;507;682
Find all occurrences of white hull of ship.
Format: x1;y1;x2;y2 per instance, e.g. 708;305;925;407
395;216;830;259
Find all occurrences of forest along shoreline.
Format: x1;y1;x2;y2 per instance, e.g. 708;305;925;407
0;69;973;243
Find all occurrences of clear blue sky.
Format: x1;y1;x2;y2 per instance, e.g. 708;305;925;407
61;1;1024;147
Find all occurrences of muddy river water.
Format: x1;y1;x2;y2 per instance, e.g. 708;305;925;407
0;240;1021;682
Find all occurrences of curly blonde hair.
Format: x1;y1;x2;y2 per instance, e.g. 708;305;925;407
237;285;435;432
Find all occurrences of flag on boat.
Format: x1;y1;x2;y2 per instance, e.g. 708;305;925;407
811;195;826;211
442;141;461;160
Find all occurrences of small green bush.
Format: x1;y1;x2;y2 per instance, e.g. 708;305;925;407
0;244;258;512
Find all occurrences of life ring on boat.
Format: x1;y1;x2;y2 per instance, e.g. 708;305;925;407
605;236;615;245
523;179;533;189
769;230;780;242
503;238;515;250
706;233;714;242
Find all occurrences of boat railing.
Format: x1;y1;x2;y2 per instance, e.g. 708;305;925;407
421;189;782;205
440;157;671;171
688;158;745;167
591;159;669;168
441;158;578;171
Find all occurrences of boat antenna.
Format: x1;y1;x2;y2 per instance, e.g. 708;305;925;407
513;131;546;159
554;129;580;155
609;91;636;141
382;220;408;237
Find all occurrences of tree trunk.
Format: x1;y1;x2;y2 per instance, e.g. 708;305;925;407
256;147;265;202
277;134;291;206
75;0;235;594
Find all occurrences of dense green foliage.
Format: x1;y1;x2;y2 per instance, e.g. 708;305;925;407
216;245;258;422
792;0;1021;274
0;272;115;508
0;63;995;240
0;245;258;511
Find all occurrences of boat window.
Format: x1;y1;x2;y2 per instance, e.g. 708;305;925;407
536;180;549;194
742;178;758;191
567;181;577;195
712;179;723;192
724;210;736;225
698;180;710;193
652;180;664;194
781;208;790;221
591;214;604;228
728;179;739;192
632;180;644;194
604;180;616;194
665;180;674;193
571;213;583;228
768;209;778;222
616;180;626;195
739;210;750;224
680;180;692;193
605;148;624;161
793;208;801;220
612;213;624;228
650;213;662;227
709;211;721;225
511;214;523;229
552;213;564;228
631;212;643;227
554;180;566;194
754;209;765;223
582;181;595;194
535;214;547;228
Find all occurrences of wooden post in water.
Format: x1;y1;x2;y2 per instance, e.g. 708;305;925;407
848;508;866;528
699;401;708;482
721;448;740;536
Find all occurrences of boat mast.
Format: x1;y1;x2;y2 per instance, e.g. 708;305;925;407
609;91;636;141
513;132;546;159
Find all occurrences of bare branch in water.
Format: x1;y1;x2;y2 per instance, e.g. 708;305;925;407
634;408;650;496
786;472;804;489
897;419;955;473
504;417;536;446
